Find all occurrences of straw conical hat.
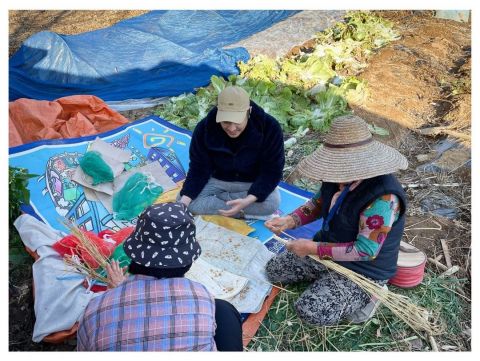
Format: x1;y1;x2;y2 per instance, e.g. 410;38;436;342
297;115;408;183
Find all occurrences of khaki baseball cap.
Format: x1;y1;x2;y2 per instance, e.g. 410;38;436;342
216;86;250;124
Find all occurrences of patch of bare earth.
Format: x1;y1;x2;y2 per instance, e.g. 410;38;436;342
351;11;471;148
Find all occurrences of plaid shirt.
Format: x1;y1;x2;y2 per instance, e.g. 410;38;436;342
77;275;217;351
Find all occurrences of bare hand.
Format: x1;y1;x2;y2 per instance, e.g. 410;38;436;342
219;198;251;217
179;195;192;207
264;215;295;234
105;260;128;288
286;239;318;258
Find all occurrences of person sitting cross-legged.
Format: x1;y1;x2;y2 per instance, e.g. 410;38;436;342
178;85;285;220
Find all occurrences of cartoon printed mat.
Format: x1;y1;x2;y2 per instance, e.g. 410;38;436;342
9;115;315;346
9;115;313;245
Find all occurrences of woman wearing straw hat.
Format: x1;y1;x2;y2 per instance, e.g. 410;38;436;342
77;202;243;351
178;85;284;219
264;115;408;326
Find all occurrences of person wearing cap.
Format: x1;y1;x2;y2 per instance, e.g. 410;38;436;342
178;85;285;219
264;115;408;326
76;202;243;351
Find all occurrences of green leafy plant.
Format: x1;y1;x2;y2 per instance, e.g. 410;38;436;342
155;11;399;133
9;166;37;225
9;166;38;264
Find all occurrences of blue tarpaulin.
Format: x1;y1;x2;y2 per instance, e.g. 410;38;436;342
9;10;299;102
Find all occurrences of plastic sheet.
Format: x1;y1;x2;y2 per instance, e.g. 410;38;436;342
9;10;298;101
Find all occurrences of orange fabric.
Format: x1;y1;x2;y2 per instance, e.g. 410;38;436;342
9;95;129;147
242;288;280;347
42;323;79;344
98;226;135;244
24;246;40;261
53;231;116;269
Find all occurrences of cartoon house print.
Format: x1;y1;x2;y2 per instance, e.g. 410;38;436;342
125;145;148;171
147;147;186;182
65;193;131;233
65;193;102;233
110;134;130;150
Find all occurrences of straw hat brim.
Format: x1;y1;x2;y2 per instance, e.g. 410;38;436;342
297;140;408;183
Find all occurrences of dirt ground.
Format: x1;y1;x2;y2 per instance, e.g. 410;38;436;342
354;12;471;288
353;11;471;147
8;10;471;351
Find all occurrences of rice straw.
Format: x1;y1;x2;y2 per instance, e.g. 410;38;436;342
272;234;443;335
60;220;111;285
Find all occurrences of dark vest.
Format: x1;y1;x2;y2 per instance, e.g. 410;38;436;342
313;174;407;280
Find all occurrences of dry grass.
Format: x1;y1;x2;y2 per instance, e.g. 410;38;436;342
395;130;471;283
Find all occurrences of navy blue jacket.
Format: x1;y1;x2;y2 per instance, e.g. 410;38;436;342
313;175;407;280
180;101;285;202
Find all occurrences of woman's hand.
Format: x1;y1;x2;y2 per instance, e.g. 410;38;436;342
105;260;128;288
264;215;296;234
286;239;318;258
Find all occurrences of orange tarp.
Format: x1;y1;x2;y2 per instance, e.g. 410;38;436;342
242;288;280;347
9;95;129;147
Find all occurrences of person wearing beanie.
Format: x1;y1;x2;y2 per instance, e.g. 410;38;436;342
77;202;243;351
178;85;285;220
264;115;408;326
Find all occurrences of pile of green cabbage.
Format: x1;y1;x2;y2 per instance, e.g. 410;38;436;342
155;11;399;133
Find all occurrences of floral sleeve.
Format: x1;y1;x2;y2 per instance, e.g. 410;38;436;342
317;194;401;261
289;188;323;227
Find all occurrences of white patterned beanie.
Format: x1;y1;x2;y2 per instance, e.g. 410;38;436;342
123;202;201;268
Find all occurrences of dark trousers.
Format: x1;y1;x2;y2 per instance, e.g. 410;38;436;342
213;299;243;351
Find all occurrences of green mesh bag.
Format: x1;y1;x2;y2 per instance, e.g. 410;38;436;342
79;151;114;185
110;242;132;268
113;172;163;220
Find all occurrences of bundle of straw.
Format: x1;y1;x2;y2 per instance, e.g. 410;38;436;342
61;220;111;285
272;235;444;336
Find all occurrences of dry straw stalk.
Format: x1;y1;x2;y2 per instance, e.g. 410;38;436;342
272;235;443;336
60;220;111;285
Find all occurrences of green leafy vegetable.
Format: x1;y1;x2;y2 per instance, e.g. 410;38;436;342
155;11;399;133
368;124;390;136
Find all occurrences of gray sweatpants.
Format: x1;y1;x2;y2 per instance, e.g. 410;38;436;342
265;251;387;326
181;177;280;218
